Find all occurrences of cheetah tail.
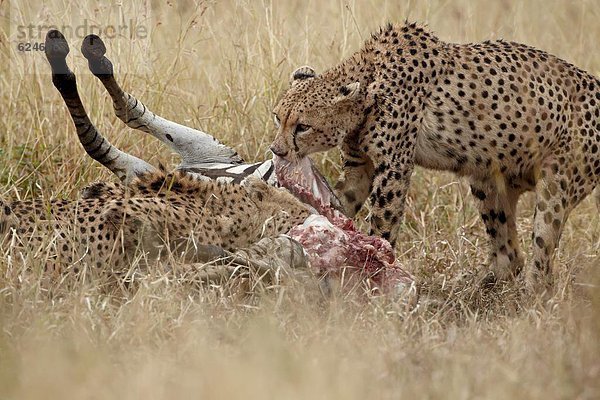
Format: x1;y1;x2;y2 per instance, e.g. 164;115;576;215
80;34;244;167
44;30;157;184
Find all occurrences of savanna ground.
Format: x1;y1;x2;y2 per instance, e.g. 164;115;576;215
1;0;599;398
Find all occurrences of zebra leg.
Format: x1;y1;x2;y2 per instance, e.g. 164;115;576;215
44;30;156;184
80;34;243;167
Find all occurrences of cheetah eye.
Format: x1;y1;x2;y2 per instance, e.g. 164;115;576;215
273;114;281;128
295;124;311;135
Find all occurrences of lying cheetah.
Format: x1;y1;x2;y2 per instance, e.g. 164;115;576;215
1;172;310;277
271;22;600;290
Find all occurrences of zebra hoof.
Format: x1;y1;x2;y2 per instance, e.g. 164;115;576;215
81;35;113;77
81;34;106;60
45;30;69;60
45;30;69;61
45;30;72;76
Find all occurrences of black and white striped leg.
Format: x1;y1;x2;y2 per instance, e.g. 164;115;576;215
44;30;156;183
81;34;243;167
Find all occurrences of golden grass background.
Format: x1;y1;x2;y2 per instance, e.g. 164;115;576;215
1;0;599;398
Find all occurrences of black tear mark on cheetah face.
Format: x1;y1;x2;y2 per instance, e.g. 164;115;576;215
271;74;369;160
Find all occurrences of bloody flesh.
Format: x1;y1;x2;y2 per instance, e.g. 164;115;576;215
273;156;415;295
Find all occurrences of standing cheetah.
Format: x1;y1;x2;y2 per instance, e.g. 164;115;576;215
271;22;600;290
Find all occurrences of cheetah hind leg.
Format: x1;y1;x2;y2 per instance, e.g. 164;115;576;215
526;160;595;293
469;178;525;287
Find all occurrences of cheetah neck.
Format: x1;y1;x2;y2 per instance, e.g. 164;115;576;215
323;51;376;89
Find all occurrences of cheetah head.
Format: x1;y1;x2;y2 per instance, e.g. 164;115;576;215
270;66;370;161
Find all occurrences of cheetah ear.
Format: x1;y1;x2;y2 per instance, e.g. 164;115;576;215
333;81;361;104
291;65;317;83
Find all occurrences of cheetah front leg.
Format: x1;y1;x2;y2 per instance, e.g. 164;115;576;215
364;98;419;245
368;165;414;245
469;178;524;285
334;138;375;217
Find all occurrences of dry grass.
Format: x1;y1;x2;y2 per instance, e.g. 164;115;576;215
1;0;599;398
